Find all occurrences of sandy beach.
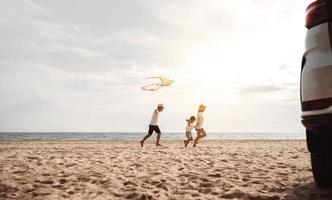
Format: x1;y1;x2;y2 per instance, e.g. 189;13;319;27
0;140;331;200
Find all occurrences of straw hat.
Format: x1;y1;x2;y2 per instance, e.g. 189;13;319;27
199;104;206;110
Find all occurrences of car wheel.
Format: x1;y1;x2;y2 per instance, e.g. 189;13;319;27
311;152;332;187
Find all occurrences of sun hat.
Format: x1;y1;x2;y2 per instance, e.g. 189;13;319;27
199;104;206;110
158;103;164;108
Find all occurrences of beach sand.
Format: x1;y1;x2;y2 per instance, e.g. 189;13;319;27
0;140;331;200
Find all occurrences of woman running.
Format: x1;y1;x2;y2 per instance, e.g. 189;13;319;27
193;104;207;147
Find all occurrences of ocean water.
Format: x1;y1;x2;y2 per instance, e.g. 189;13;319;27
0;132;305;141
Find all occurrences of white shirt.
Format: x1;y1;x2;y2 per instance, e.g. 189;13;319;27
195;112;204;129
186;122;194;132
149;110;159;125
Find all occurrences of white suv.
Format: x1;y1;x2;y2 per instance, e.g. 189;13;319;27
301;0;332;186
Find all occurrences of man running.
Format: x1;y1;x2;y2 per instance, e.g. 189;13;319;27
140;104;164;147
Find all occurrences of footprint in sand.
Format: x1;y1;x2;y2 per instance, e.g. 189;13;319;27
23;183;35;193
77;176;91;182
242;177;250;182
198;187;212;194
66;190;75;195
98;178;111;188
122;186;137;192
32;189;53;197
27;156;39;160
0;183;19;198
123;181;137;186
199;182;212;187
48;156;56;160
35;178;54;185
59;178;67;184
65;163;76;168
207;173;221;178
207;161;215;166
191;193;201;197
151;180;168;191
177;167;184;171
124;192;147;200
12;170;26;174
220;190;252;199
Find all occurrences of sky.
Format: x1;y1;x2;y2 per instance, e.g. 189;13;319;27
0;0;313;132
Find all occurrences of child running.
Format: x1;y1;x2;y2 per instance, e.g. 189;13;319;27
184;116;196;147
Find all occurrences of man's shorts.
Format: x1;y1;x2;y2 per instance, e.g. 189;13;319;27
148;125;161;135
186;131;193;140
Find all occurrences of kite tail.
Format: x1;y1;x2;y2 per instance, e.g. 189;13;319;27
141;84;161;91
145;76;160;79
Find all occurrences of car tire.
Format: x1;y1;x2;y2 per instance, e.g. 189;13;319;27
310;152;332;187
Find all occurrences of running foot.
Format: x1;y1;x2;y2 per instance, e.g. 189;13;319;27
140;141;144;147
185;142;189;147
156;143;162;146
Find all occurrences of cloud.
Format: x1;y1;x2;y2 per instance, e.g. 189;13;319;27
53;45;107;59
238;85;284;94
278;97;300;102
0;0;48;17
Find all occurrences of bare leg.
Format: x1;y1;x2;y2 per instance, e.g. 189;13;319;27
193;137;200;147
140;134;151;147
200;129;207;138
184;138;193;147
193;130;202;147
156;133;162;146
184;139;189;147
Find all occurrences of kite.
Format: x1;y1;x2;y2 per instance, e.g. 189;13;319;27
141;76;174;91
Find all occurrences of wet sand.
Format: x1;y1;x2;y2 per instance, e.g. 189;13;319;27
0;140;331;200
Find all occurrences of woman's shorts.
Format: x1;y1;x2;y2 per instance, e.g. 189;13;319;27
148;125;161;135
186;131;193;140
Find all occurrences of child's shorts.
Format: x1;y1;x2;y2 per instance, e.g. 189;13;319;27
186;131;193;140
